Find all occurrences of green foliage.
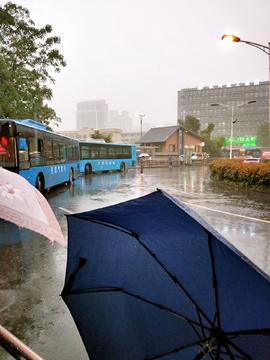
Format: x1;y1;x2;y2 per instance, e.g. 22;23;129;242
91;130;103;139
178;115;201;134
103;134;112;143
202;139;223;158
91;130;112;143
209;159;270;190
0;2;66;129
200;123;214;138
256;121;269;147
200;123;225;158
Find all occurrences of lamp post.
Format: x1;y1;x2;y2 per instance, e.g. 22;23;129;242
211;101;256;159
137;113;146;137
221;34;270;149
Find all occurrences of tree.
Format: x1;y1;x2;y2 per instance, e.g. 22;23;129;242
200;123;225;158
200;123;215;138
91;130;112;143
256;121;269;148
0;2;66;128
103;134;112;143
178;115;201;134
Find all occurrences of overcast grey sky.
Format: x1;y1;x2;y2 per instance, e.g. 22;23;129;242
13;0;270;131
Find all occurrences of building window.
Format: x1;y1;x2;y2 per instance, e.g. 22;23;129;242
169;145;175;152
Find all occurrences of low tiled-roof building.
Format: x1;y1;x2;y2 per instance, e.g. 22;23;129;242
136;125;204;160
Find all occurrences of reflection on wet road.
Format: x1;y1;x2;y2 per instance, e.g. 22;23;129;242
0;166;269;359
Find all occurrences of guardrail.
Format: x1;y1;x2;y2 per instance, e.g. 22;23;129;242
0;325;44;360
140;159;210;167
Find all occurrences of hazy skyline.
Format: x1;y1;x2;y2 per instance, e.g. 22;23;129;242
12;0;270;131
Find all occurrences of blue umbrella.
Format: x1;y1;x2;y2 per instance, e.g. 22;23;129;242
61;190;270;360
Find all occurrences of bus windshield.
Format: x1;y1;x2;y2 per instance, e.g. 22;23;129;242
0;136;17;168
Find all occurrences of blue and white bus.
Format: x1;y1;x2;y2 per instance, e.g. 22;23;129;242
79;141;137;175
0;119;80;192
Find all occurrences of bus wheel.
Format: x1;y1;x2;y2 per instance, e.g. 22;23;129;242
36;174;44;193
120;162;125;172
69;168;74;184
85;164;92;175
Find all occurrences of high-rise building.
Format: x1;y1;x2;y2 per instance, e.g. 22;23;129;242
109;110;133;133
76;100;108;130
177;80;269;146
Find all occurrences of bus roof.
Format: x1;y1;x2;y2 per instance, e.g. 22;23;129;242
11;119;46;131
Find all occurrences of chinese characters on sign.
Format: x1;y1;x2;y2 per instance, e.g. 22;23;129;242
51;165;67;175
197;80;260;91
225;136;256;147
97;161;115;166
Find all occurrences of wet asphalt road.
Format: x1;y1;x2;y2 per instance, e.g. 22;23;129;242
0;165;269;359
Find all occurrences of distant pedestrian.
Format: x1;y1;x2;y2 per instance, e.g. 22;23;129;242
140;156;145;174
168;156;174;167
179;156;183;166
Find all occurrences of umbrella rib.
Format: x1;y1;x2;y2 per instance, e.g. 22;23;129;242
74;286;212;331
76;217;214;327
145;339;206;360
206;230;221;330
222;340;238;360
226;328;270;337
225;339;254;360
196;308;209;342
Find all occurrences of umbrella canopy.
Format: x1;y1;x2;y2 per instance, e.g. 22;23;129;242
62;189;270;360
0;167;66;247
138;153;149;157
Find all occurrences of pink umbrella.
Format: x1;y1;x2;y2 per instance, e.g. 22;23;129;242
0;167;66;248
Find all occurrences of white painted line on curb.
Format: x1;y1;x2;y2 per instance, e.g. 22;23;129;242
182;202;270;224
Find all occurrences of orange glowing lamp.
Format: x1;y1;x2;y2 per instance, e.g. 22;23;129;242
221;35;241;42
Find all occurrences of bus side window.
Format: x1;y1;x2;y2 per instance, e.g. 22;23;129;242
100;146;107;159
18;139;30;170
66;144;74;161
43;139;54;165
116;147;123;159
75;143;79;161
91;146;99;159
108;147;116;159
59;143;65;163
123;147;131;159
29;137;44;166
53;141;61;164
38;139;44;158
81;145;90;159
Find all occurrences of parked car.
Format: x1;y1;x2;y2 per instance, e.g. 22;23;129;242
243;158;262;163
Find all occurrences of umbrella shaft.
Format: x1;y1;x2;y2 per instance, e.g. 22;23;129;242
193;337;217;360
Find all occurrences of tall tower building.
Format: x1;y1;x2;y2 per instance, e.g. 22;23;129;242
76;100;108;130
109;110;133;132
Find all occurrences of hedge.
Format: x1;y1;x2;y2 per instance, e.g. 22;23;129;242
209;159;270;189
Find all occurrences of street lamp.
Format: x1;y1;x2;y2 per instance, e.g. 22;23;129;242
221;34;270;149
137;113;146;137
211;101;256;159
